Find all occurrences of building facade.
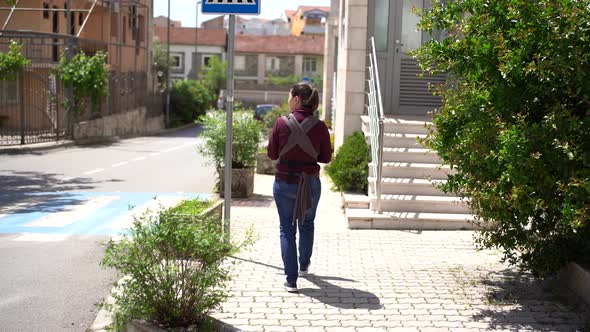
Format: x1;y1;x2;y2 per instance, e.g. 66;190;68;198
325;0;443;148
286;6;330;36
153;26;226;81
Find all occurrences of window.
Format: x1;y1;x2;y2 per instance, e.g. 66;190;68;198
171;53;183;69
235;55;246;71
303;57;317;73
110;12;118;37
266;56;280;71
43;2;49;19
202;54;217;68
0;79;18;103
79;13;84;26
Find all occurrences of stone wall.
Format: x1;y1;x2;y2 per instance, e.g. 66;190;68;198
73;107;164;141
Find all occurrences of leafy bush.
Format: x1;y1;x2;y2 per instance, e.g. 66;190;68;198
414;0;590;277
170;80;213;125
326;131;370;193
199;110;262;169
0;40;29;80
101;201;253;330
55;51;108;114
153;38;171;90
266;73;300;86
261;102;290;138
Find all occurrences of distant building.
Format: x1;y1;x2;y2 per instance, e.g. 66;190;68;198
285;6;330;36
153;26;226;81
153;15;182;28
202;15;289;36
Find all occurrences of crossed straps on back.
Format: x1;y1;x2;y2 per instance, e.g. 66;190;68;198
278;114;320;161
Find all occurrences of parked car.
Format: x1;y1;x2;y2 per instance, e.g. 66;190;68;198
254;104;278;121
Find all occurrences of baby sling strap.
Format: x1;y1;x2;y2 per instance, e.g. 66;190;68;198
277;114;320;224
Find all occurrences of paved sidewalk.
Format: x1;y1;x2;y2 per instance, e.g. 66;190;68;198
214;174;589;332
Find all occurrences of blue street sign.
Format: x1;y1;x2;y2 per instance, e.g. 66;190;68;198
202;0;261;15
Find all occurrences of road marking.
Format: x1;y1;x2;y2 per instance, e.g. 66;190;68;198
163;142;195;153
0;214;6;219
111;161;129;168
25;196;119;228
149;152;161;157
84;168;105;175
131;157;146;162
107;196;188;230
14;233;69;242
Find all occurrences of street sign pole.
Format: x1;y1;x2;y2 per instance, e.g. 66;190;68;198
202;0;260;239
223;14;235;237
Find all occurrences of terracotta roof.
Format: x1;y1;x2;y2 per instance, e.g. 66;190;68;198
298;6;331;13
236;35;324;55
153;26;226;47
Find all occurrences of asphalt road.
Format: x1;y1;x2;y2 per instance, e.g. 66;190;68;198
0;124;217;331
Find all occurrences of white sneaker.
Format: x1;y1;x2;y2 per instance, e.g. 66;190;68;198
299;263;310;276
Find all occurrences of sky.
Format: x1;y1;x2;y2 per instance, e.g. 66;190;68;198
153;0;331;28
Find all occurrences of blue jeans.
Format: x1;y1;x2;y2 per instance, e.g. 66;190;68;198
273;178;322;284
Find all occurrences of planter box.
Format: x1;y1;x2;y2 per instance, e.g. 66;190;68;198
256;152;275;175
126;316;238;332
217;167;255;198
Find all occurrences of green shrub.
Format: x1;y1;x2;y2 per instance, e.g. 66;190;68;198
55;51;108;114
101;202;253;330
199;110;262;169
326;131;370;193
261;102;290;138
0;40;29;81
414;0;590;277
266;73;300;86
170;80;213;125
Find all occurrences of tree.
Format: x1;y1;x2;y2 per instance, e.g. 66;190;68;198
200;55;226;97
153;38;171;90
414;0;590;277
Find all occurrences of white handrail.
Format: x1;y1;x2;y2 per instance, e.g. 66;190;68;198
367;37;385;212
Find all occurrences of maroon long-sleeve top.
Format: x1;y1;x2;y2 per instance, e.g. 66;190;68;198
267;109;332;181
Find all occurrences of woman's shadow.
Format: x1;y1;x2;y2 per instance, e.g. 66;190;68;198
231;256;382;310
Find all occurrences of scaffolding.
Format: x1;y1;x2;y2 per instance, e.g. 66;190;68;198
0;0;163;145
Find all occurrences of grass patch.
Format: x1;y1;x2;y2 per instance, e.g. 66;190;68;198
166;198;214;215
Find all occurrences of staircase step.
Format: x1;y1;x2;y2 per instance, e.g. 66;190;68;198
370;162;453;180
383;147;441;163
346;208;477;230
364;133;426;148
372;195;470;214
369;177;450;196
342;192;370;209
361;115;432;134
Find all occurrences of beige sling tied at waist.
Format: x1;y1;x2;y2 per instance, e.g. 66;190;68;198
277;114;320;225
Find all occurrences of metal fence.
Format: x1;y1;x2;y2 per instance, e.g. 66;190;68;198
367;37;385;213
0;31;155;146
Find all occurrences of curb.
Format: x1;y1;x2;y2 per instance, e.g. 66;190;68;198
151;122;199;136
0;140;76;155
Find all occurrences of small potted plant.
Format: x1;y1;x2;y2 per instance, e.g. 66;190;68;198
199;109;262;198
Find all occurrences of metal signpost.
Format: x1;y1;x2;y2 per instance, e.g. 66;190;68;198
202;0;261;237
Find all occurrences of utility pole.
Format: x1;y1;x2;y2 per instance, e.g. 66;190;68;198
195;1;201;79
165;0;171;127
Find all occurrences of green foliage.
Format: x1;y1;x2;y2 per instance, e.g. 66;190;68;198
101;200;253;330
153;38;171;89
261;102;290;138
266;73;301;86
326;131;370;193
170;80;213;125
0;40;29;81
414;0;590;277
199;110;262;169
166;199;213;215
55;51;108;114
4;0;16;6
200;56;226;97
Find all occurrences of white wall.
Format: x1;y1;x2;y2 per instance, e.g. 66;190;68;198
169;44;225;80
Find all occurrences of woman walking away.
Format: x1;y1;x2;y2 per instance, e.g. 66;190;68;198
267;83;332;292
